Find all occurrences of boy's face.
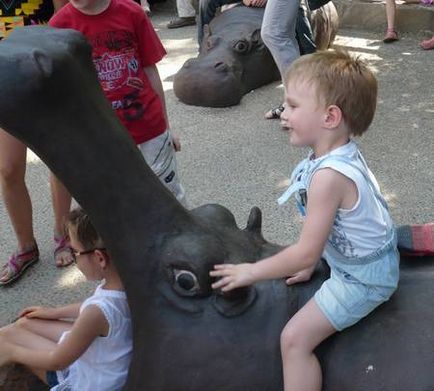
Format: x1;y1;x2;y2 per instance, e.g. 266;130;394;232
280;79;327;148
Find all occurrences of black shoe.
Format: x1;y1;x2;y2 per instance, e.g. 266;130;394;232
167;17;196;29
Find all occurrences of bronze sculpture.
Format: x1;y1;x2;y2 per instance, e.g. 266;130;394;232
0;27;433;391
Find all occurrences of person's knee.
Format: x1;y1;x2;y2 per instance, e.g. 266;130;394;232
0;159;24;186
280;325;304;356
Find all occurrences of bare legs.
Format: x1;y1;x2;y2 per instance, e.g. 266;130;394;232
0;317;72;381
0;127;73;282
280;298;336;391
0;129;35;253
383;0;398;43
50;173;73;267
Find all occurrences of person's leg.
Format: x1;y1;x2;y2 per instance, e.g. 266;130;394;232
167;0;197;29
0;317;72;347
197;0;240;46
0;129;38;284
0;317;71;372
383;0;398;43
280;298;336;391
50;173;73;267
261;0;300;78
261;0;300;119
178;0;196;17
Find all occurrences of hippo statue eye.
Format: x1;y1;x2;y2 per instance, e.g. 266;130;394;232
173;269;200;296
233;40;249;53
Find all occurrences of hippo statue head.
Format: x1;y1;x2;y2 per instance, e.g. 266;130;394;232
174;6;280;107
1;26;434;391
174;3;339;107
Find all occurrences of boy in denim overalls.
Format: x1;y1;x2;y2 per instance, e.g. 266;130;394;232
210;50;399;391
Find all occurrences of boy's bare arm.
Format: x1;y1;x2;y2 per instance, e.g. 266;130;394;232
5;305;107;371
211;169;346;291
19;303;81;320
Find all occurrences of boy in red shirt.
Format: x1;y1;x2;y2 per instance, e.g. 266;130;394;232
48;0;186;261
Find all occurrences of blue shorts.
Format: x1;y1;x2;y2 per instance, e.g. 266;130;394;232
314;274;395;331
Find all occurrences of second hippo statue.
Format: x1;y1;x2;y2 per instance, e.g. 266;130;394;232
173;3;339;107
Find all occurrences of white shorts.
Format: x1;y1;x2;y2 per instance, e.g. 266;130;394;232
137;130;186;206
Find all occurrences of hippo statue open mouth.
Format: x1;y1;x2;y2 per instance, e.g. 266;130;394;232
173;3;339;107
1;27;434;391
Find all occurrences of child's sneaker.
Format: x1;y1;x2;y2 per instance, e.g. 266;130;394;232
397;223;434;256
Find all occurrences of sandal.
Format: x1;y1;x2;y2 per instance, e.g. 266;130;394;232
397;223;434;256
54;236;74;267
264;104;285;120
420;36;434;50
383;29;399;43
0;244;39;286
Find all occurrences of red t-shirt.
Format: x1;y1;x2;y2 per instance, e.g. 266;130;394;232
49;0;167;144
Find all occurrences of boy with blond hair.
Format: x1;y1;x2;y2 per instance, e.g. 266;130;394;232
211;50;399;391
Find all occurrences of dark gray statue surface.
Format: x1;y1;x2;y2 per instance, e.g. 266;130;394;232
0;27;433;391
174;3;339;107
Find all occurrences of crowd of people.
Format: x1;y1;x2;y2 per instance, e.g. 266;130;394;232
0;0;433;390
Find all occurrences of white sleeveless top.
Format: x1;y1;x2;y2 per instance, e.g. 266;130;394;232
52;283;132;391
278;141;393;258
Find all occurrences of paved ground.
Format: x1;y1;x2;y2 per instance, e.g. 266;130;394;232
0;11;433;327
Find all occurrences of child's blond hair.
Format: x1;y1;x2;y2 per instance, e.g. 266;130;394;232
284;50;378;136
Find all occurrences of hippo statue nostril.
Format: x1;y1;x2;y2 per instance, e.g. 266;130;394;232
214;61;228;72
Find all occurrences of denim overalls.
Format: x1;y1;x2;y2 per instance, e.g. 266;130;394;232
279;142;400;330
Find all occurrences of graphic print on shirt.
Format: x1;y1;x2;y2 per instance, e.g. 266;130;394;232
91;30;145;122
328;214;356;258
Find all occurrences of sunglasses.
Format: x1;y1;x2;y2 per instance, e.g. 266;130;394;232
72;248;106;263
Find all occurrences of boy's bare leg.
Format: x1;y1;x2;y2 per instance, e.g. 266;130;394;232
280;298;336;391
50;173;73;266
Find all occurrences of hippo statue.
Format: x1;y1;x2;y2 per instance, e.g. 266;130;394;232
1;27;434;391
173;3;339;107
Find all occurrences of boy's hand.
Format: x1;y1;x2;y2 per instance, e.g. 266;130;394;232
210;263;256;292
285;265;315;286
170;131;181;152
19;306;57;320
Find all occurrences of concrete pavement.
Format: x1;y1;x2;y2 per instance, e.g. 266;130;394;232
0;11;433;331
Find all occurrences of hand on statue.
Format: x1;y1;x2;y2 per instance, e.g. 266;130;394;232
19;306;58;320
170;131;181;152
285;265;315;286
210;263;256;291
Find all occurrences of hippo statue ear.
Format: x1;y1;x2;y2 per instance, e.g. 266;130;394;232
251;29;262;45
31;49;53;78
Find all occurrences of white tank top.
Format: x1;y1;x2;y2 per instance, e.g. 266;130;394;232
53;283;132;391
278;141;393;258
